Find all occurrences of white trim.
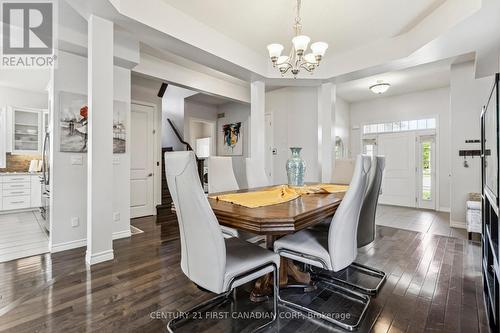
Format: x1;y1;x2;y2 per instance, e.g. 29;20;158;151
85;249;114;266
51;238;86;253
50;230;131;254
112;229;132;240
438;206;451;213
450;220;466;229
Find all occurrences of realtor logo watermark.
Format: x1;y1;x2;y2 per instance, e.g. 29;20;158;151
1;0;57;68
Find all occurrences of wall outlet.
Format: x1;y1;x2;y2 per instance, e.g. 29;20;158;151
113;212;120;222
71;217;79;227
113;157;120;165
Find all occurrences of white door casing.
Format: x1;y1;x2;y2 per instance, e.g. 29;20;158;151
378;132;417;207
130;103;155;218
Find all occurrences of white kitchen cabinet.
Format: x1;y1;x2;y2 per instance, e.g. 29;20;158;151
12;108;42;154
0;174;42;212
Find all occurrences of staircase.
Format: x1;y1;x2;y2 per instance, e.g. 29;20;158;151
156;119;204;225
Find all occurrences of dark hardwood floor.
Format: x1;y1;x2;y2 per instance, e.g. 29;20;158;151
0;214;489;333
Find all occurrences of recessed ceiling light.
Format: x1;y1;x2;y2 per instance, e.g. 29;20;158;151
369;82;391;94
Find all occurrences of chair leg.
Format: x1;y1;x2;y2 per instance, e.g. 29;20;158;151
278;280;370;331
168;264;280;333
311;262;386;296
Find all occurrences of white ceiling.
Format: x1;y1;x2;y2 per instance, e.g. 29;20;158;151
160;0;446;56
336;55;474;103
0;68;50;93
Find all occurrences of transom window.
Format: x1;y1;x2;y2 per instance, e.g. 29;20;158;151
363;118;436;135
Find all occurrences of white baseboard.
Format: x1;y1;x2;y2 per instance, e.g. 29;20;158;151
50;230;131;254
112;229;132;240
51;238;87;253
450;220;466;229
85;249;114;266
438;207;451;213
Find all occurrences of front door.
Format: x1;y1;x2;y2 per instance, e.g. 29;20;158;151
378;132;417;207
130;103;155;218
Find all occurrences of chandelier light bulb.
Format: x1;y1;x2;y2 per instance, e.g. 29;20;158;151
292;35;310;55
304;53;317;64
311;42;328;58
267;43;284;62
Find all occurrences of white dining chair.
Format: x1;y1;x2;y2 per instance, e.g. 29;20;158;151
165;151;279;332
274;155;371;331
245;158;270;188
332;159;355;185
208;156;239;194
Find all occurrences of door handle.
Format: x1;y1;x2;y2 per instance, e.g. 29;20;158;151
148;173;153;177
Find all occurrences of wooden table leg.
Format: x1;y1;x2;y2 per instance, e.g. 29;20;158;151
250;236;314;302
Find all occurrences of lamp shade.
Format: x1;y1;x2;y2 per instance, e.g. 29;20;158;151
267;43;284;58
369;83;391;94
292;35;310;52
311;42;328;56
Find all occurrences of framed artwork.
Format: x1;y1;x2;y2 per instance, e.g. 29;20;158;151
59;92;127;153
221;122;242;156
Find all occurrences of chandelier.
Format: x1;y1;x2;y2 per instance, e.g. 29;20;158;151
267;0;328;78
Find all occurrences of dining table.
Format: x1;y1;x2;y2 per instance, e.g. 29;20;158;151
208;185;346;302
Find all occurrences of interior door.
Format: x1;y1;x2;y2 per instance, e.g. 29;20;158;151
378;132;416;207
130;103;155;218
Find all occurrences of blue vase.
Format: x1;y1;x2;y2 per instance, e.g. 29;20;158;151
286;147;306;186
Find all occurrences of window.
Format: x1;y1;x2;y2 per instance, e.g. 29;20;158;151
362;118;436;134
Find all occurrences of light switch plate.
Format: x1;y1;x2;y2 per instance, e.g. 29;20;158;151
71;156;83;165
71;217;79;227
113;212;120;222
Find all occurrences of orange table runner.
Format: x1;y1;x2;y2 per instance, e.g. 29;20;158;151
210;184;349;208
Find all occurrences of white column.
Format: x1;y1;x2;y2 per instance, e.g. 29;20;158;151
317;83;336;183
250;81;266;170
86;15;114;266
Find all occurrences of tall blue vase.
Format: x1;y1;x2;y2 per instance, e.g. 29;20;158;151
286;147;306;186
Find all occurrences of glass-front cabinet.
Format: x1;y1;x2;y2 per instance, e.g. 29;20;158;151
12;108;42;154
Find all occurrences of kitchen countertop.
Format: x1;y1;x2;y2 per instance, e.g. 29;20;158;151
0;172;42;175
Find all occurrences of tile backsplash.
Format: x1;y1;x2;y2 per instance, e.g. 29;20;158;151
0;153;42;173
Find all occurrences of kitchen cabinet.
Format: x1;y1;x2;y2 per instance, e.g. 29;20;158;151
12;108;42;154
0;174;42;211
5;107;47;155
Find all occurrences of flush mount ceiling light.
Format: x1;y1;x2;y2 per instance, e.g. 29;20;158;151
369;82;391;94
267;0;328;78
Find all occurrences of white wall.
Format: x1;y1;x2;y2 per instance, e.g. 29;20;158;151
217;101;251;188
0;86;48;109
50;51;131;251
266;87;319;185
335;97;350;158
184;100;218;153
450;62;493;225
349;87;451;210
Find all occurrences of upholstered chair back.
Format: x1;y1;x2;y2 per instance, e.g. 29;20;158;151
357;156;386;248
208;156;239;194
165;151;226;292
332;159;355;185
245;158;270;189
328;155;371;271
